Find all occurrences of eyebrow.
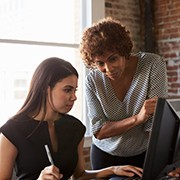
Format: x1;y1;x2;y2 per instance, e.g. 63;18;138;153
64;85;77;89
107;53;117;60
95;53;117;62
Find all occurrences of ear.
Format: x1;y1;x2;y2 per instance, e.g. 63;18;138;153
46;86;51;96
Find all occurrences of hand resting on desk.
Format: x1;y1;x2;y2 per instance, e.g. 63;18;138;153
168;167;180;178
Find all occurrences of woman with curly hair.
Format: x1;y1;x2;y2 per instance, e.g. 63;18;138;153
79;17;168;173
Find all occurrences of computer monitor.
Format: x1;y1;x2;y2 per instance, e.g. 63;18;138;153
142;97;180;180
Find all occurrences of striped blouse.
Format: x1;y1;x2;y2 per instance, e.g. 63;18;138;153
85;52;168;157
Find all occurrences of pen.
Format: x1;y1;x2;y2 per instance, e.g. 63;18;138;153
44;144;54;165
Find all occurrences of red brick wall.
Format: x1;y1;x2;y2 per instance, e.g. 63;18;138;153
83;147;91;169
154;0;180;96
105;0;180;96
105;0;142;52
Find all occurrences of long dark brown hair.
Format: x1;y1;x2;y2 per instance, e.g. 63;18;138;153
12;57;78;122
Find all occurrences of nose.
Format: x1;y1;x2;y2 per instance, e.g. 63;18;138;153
103;62;113;73
71;92;77;101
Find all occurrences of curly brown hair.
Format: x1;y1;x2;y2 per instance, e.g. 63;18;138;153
79;17;133;69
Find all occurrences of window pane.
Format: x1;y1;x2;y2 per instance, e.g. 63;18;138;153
0;0;86;127
0;0;81;43
0;43;84;127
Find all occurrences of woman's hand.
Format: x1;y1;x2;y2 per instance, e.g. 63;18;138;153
37;165;63;180
168;167;180;178
137;97;158;124
113;165;143;178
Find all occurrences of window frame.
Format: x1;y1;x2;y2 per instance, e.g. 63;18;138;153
81;0;105;137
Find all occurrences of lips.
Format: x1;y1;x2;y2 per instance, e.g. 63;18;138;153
66;104;74;109
107;72;119;79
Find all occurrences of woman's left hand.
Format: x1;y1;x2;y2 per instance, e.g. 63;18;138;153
113;165;143;178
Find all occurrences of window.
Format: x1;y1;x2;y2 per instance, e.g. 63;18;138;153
0;0;105;136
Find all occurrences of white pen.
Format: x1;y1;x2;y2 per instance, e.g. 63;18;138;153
44;144;55;165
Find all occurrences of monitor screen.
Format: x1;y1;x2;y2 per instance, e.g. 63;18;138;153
142;97;180;180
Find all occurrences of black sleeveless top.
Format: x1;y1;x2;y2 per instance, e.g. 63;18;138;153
0;114;86;180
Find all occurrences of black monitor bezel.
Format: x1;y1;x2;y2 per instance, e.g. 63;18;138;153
142;97;180;180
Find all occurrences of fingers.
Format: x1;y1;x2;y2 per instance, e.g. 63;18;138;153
38;165;63;180
137;97;158;123
168;167;180;177
122;165;143;177
128;166;143;177
148;97;158;115
114;165;143;178
141;97;158;118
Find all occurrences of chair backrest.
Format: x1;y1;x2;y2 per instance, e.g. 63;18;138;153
11;168;16;180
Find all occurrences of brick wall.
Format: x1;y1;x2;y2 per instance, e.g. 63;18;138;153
83;147;91;169
154;0;180;96
105;0;142;52
105;0;180;96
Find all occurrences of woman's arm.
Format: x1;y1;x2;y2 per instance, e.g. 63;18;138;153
85;73;157;140
0;133;64;180
0;133;17;179
93;59;166;140
72;139;143;180
96;97;157;139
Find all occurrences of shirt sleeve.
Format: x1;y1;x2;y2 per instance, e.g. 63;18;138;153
145;54;168;131
148;55;168;98
0;120;21;147
85;75;107;134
